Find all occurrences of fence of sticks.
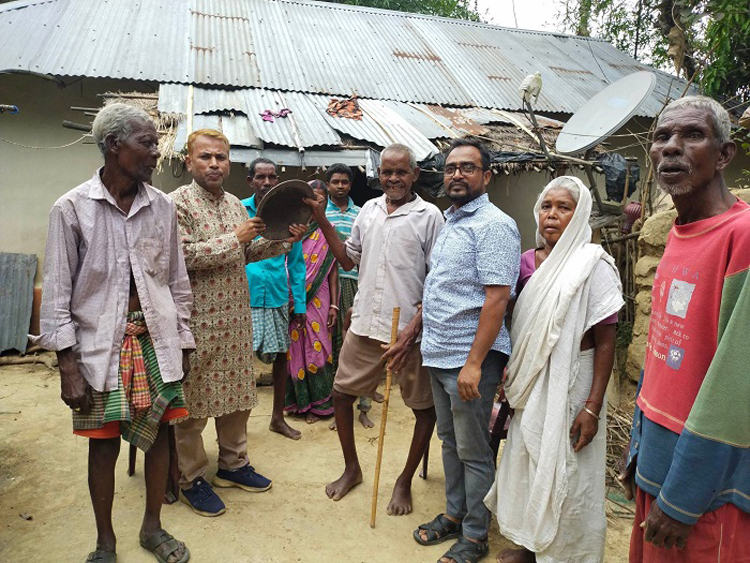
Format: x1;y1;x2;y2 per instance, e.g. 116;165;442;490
605;402;636;520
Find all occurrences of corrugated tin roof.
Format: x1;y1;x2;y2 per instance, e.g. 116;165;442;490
0;252;37;354
230;147;379;172
160;85;453;159
0;0;695;116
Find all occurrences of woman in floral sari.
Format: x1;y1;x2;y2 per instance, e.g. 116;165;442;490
285;181;340;423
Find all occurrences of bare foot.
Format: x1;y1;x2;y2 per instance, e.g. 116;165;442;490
269;417;301;440
325;467;363;501
372;391;384;403
386;477;412;515
496;548;536;563
358;411;375;428
305;412;320;424
329;419;337;431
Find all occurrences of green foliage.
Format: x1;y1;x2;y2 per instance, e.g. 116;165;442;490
317;0;481;21
558;0;670;67
556;0;750;105
700;0;750;102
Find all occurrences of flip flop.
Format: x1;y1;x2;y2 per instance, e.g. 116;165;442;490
140;529;190;563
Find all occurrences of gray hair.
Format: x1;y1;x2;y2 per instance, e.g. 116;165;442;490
92;103;153;155
659;96;731;145
381;143;417;169
544;176;581;202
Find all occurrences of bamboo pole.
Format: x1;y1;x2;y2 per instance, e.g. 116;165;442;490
370;307;401;528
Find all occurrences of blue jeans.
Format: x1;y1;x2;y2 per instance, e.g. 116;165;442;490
429;351;507;541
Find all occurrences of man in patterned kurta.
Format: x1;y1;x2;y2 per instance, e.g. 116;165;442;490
170;130;304;517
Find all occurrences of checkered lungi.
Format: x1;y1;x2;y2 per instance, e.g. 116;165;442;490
72;311;187;452
251;305;291;364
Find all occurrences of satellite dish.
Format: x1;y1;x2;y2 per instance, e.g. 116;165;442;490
556;71;656;154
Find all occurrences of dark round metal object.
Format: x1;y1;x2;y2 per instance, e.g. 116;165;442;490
256;179;315;240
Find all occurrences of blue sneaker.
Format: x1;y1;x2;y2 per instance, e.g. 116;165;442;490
212;464;272;492
180;477;226;517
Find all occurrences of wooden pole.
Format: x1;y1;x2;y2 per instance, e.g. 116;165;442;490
370;307;401;528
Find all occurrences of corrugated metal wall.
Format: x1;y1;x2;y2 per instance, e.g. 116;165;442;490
0;252;37;354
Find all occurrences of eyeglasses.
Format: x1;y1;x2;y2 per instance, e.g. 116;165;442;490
444;163;485;176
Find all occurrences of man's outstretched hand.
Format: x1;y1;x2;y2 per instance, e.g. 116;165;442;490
303;194;327;223
235;217;266;243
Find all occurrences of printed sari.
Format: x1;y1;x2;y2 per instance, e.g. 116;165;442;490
284;223;340;416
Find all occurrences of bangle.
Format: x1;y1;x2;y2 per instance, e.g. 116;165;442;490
585;399;602;406
330;305;340;311
583;406;600;420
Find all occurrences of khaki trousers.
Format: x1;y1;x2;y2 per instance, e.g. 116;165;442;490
175;409;250;489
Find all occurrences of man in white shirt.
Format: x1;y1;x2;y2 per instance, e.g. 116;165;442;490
308;143;444;516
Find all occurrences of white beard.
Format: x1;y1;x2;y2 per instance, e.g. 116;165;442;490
656;161;695;196
657;179;694;196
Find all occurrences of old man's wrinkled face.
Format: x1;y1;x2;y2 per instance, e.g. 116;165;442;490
378;149;418;205
115;119;160;184
538;187;577;246
650;107;723;197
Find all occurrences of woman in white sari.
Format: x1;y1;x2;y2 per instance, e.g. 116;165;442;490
484;177;623;563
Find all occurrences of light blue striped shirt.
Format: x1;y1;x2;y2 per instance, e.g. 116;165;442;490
325;197;360;281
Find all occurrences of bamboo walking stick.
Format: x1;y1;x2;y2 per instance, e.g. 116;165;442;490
370;307;400;528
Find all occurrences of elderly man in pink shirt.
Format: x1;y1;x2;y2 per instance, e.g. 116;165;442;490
32;104;192;563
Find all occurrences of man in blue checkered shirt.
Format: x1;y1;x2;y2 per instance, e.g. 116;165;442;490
411;139;520;563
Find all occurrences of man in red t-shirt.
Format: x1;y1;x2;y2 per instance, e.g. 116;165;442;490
620;96;750;562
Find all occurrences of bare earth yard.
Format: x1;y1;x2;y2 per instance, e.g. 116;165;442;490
0;363;631;562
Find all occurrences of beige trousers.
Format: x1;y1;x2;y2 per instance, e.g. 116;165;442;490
175;409;251;489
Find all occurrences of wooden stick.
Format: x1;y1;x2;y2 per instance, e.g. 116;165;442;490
370;307;401;528
419;442;429;480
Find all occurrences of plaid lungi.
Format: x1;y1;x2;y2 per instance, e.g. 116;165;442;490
251;305;291;364
332;278;370;412
72;311;187;452
332;278;357;372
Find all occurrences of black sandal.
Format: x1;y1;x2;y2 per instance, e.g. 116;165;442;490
413;513;462;546
439;536;489;563
139;528;190;563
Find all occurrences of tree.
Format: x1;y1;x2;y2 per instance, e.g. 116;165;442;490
556;0;750;106
318;0;481;21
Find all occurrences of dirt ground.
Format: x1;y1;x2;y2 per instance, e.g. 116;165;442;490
0;363;632;562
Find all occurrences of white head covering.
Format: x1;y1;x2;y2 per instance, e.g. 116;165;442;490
532;175;590;251
489;176;623;555
505;176;599;408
